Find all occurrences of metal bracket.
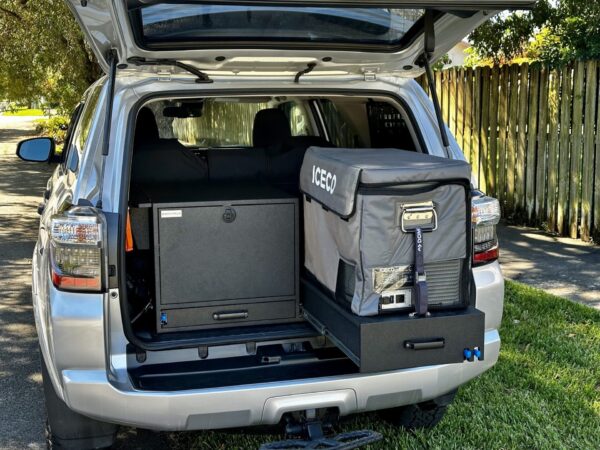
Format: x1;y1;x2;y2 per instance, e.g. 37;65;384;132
260;428;382;449
362;68;378;81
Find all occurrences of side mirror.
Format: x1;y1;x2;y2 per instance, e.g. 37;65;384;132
16;137;55;163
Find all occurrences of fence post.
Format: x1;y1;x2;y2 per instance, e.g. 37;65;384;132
448;67;457;137
506;64;520;212
535;67;550;223
569;61;585;239
472;68;482;189
488;66;500;196
557;65;573;235
547;70;561;233
526;66;540;221
464;68;474;168
497;66;510;207
515;63;529;216
480;67;491;194
456;68;465;152
581;61;597;241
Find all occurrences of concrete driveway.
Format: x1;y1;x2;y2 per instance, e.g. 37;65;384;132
498;224;600;309
0;116;48;449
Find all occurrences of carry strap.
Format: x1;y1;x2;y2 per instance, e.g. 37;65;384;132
414;227;428;316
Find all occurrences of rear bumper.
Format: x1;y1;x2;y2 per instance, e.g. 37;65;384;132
61;329;500;431
37;255;503;431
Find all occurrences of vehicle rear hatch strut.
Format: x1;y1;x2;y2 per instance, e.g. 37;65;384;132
417;10;450;155
96;49;118;209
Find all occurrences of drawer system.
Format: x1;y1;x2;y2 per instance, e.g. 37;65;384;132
130;182;300;333
303;280;485;373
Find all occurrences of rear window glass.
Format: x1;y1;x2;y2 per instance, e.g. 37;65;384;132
137;6;424;47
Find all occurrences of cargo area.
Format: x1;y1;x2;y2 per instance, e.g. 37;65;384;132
123;94;483;386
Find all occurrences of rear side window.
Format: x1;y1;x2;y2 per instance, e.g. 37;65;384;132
366;101;417;151
318;100;364;148
319;99;417;151
77;84;103;151
65;82;104;172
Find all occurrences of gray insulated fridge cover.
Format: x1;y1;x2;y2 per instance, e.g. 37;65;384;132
300;147;472;218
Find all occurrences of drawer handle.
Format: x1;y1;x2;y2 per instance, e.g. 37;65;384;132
404;338;445;351
213;311;249;321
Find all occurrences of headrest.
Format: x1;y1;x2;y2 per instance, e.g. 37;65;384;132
252;108;291;149
134;107;160;147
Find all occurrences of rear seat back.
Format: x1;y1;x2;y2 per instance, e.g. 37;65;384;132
267;136;332;185
207;148;267;181
131;108;208;185
133;106;332;187
133;141;209;184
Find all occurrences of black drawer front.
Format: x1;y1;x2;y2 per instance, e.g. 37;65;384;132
157;202;297;305
303;280;485;373
160;300;297;331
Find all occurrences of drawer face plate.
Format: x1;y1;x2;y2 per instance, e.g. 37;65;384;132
160;300;297;331
157;202;296;305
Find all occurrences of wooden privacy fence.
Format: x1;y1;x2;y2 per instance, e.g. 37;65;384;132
419;61;600;242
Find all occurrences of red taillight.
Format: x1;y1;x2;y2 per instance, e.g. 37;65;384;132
472;194;501;266
49;206;106;292
473;243;499;265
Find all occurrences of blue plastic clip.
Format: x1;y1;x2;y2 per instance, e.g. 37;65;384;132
463;348;473;360
473;347;482;359
160;312;168;326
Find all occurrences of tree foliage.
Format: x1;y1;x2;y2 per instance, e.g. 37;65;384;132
0;0;100;111
469;0;600;66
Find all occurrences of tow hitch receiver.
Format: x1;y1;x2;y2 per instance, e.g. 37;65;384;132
260;410;382;450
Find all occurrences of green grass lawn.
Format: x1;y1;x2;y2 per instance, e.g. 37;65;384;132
2;108;45;116
158;282;600;449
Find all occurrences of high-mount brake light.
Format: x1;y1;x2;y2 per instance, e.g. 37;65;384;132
472;194;501;266
50;206;106;292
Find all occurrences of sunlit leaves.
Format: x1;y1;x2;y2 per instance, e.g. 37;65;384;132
469;0;600;67
0;0;100;111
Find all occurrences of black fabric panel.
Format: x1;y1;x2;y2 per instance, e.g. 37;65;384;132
131;141;209;184
134;107;160;146
207;148;267;181
252;108;291;149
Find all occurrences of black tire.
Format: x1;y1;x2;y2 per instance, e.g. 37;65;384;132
41;352;117;449
378;390;457;431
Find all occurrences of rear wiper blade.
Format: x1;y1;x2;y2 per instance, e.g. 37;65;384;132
127;57;213;83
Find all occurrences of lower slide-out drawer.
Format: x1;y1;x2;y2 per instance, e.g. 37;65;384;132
302;280;485;373
159;300;297;332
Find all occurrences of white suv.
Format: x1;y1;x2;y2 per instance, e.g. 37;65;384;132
17;1;531;448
